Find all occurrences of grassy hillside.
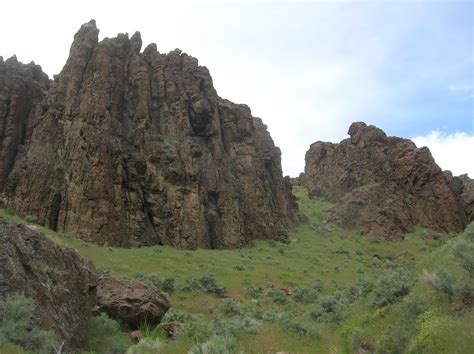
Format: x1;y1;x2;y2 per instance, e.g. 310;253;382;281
1;186;473;353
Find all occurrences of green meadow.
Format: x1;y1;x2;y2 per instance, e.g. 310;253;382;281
1;186;472;353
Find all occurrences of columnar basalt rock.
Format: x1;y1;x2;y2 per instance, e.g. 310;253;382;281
304;122;468;239
1;21;296;248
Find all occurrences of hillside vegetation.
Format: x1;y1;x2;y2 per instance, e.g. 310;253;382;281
1;186;473;353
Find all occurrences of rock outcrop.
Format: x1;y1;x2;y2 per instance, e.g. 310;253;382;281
95;273;170;329
0;56;49;193
0;221;97;349
0;220;171;349
1;20;296;248
304;122;468;239
446;173;474;223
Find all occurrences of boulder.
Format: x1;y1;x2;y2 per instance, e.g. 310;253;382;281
95;273;170;329
0;221;97;349
304;122;468;239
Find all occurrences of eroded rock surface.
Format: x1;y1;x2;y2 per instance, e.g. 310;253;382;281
447;173;474;223
0;220;171;349
1;20;296;248
0;221;97;349
0;56;49;192
304;122;468;239
95;273;170;329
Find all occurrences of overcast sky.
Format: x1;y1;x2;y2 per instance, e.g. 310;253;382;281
1;0;472;177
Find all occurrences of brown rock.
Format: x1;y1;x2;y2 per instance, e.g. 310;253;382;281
160;322;177;339
304;122;468;239
129;330;141;343
0;220;97;349
0;56;49;192
458;174;474;223
2;20;296;248
95;273;170;329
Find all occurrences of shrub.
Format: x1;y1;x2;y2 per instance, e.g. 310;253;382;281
133;273;175;294
452;239;474;278
376;330;409;354
420;269;457;302
267;290;288;304
212;315;261;336
277;313;318;337
88;312;120;333
313;279;324;293
161;309;211;341
368;269;411;308
309;292;348;323
127;338;163;354
243;281;260;299
293;287;319;304
218;300;242;317
84;313;131;353
188;335;236;354
0;293;56;352
464;221;474;242
181;274;226;297
402;295;426;319
407;310;454;353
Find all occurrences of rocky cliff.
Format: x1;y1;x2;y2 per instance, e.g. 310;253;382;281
1;20;296;248
304;122;469;239
0;56;49;192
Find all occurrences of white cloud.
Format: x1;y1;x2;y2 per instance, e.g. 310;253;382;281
412;131;474;178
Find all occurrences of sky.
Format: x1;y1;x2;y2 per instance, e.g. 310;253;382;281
1;0;472;177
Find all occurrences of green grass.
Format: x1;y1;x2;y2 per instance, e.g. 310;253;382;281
1;186;473;353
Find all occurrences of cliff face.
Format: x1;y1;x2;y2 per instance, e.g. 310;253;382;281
1;21;296;248
0;56;49;192
304;122;468;239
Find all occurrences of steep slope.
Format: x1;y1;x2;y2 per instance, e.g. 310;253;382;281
1;20;296;248
304;122;468;239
